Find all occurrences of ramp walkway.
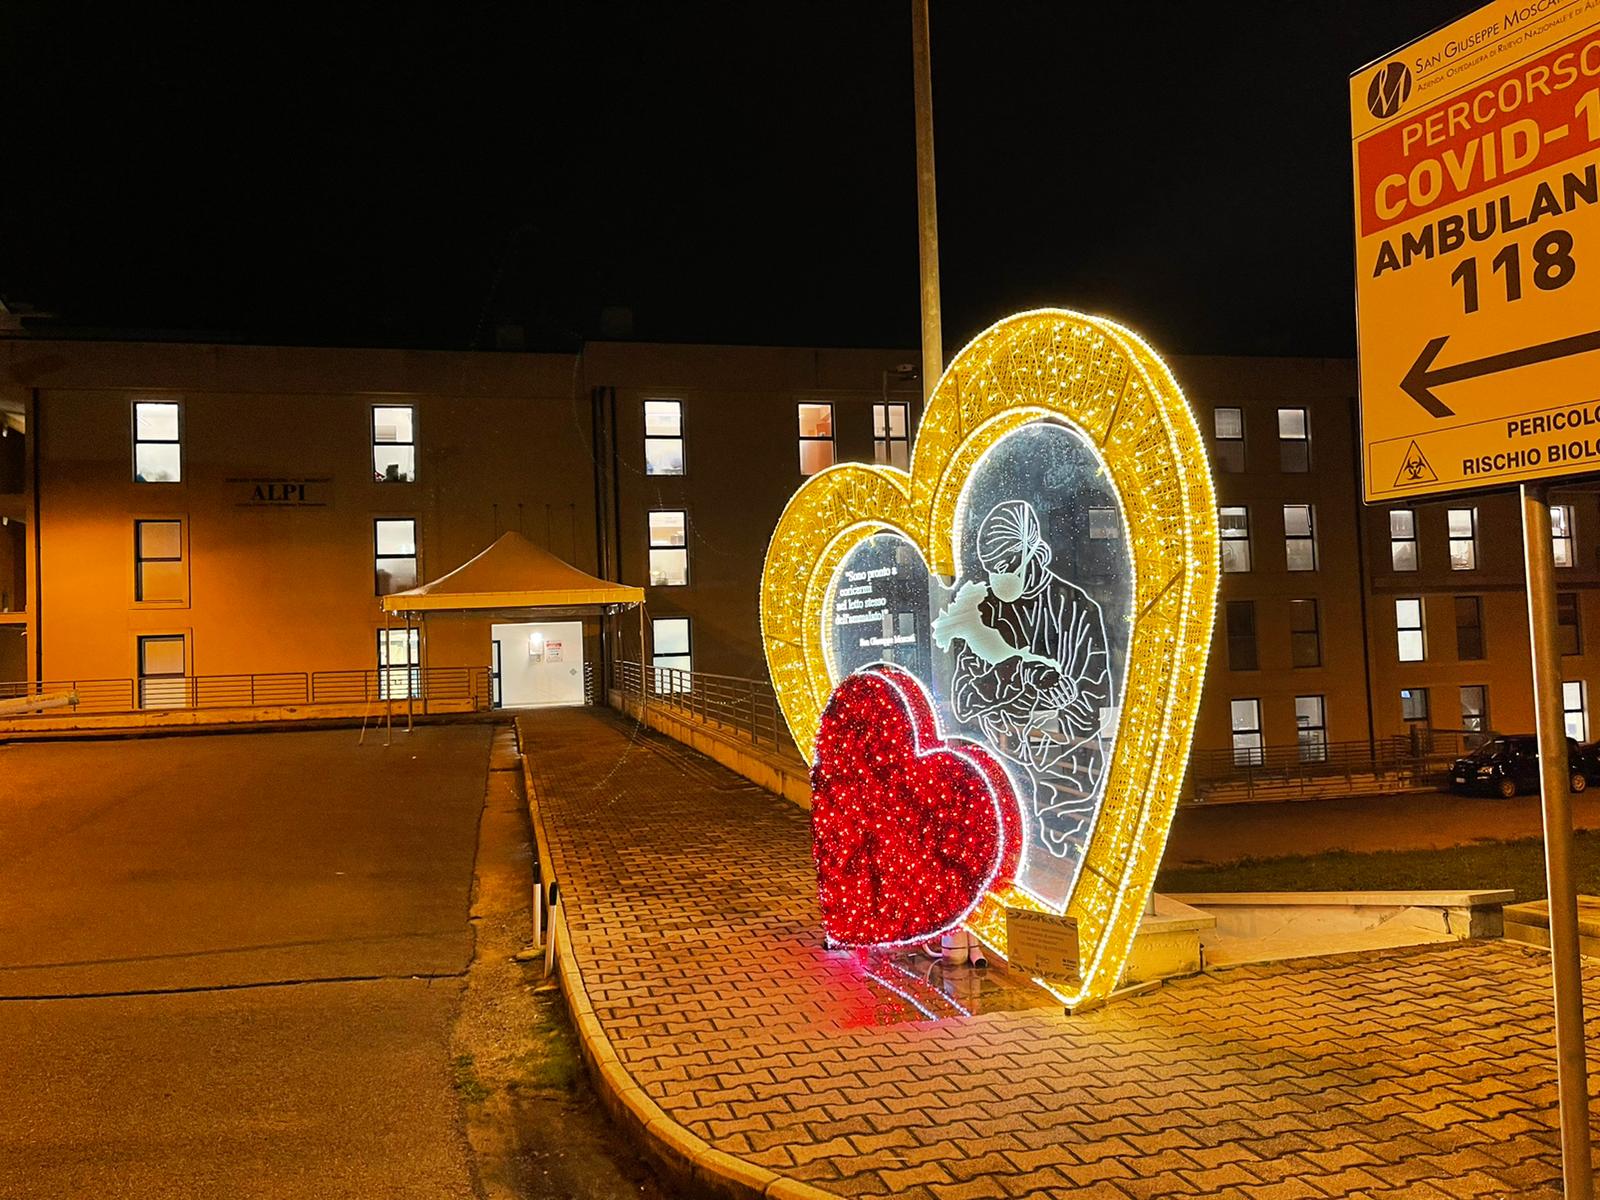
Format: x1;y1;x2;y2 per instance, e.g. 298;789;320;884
520;707;1599;1200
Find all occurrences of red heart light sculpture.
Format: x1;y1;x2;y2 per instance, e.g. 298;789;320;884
809;663;1022;948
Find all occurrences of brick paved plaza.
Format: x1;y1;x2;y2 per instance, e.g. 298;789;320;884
520;709;1600;1199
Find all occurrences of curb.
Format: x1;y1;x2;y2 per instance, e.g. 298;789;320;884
519;747;838;1200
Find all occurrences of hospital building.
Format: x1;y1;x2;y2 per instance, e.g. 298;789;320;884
2;330;1595;795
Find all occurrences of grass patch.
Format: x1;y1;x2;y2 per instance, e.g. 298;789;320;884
1156;829;1600;902
500;992;582;1095
521;999;582;1091
452;1053;491;1105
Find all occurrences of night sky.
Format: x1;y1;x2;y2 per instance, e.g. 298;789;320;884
2;2;1472;358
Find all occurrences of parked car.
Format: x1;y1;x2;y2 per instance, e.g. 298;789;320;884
1449;734;1586;797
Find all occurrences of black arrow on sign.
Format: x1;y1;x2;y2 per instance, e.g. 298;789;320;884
1402;329;1600;418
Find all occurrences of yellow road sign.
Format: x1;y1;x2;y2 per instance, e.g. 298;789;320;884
1352;0;1600;503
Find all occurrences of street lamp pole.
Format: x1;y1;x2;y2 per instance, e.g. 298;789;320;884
911;0;943;401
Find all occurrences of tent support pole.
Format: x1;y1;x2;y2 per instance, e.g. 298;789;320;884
639;604;647;724
406;612;415;732
383;608;393;747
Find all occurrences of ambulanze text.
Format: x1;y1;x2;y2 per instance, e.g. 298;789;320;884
1462;402;1600;474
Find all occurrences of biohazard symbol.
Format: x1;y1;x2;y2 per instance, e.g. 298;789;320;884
1394;440;1438;487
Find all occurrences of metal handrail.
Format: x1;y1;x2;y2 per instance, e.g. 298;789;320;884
1190;727;1488;799
0;666;493;718
616;659;790;752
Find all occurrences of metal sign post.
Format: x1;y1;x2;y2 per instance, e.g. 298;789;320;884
1522;482;1595;1200
1352;6;1599;1192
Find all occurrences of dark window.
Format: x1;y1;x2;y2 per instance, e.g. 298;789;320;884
1401;686;1429;723
1289;599;1321;667
1225;600;1258;671
1460;685;1488;735
1455;596;1484;661
1559;592;1582;656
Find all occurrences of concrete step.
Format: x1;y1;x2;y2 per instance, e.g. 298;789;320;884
1503;895;1600;957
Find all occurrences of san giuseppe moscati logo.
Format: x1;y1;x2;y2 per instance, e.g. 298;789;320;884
1367;60;1413;118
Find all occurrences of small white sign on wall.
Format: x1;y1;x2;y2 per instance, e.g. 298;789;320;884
546;641;563;663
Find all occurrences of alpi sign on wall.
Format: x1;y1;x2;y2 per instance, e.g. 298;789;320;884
1352;0;1600;502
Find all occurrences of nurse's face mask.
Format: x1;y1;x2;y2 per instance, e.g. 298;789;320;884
985;549;1028;603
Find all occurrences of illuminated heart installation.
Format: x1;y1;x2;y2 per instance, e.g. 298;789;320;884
810;664;1022;947
760;310;1219;1007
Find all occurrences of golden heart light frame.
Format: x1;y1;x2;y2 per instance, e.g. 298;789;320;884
760;308;1219;1008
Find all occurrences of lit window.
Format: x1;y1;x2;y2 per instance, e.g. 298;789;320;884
1460;685;1488;736
1455;596;1484;661
1230;698;1263;766
1401;686;1430;723
1389;509;1417;572
644;400;685;476
1219;506;1251;573
133;401;182;483
372;405;416;483
1295;695;1327;763
1088;507;1118;539
1225;600;1257;671
648;510;688;587
1396;598;1425;662
1564;680;1588;741
652;617;692;691
1553;504;1575;568
377;628;420;700
1559;592;1582;656
375;518;418;596
872;402;910;469
1447;508;1477;570
1213;407;1244;473
1284;504;1317;571
134;520;184;604
1290;598;1321;668
1278;407;1310;472
798;404;834;475
138;634;186;709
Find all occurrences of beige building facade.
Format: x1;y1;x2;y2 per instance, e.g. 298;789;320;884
4;333;1585;768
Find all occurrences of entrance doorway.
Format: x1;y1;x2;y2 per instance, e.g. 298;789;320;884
490;620;584;707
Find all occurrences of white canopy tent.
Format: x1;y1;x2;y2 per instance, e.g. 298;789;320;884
376;531;644;733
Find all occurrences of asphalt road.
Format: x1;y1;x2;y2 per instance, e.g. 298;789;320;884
0;725;491;1198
